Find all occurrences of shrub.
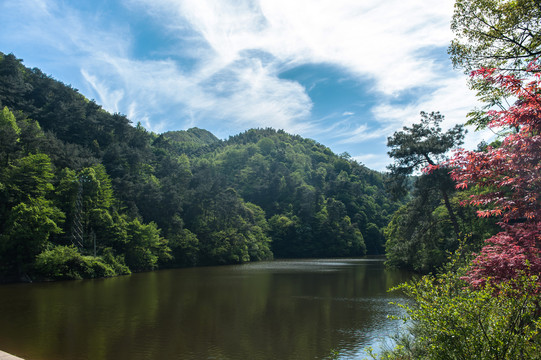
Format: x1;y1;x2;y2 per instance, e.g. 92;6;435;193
34;245;117;280
374;264;541;360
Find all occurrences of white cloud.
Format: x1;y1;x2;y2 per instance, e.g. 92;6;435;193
262;0;455;93
1;0;490;170
120;0;470;133
334;123;383;144
371;75;491;152
81;69;125;114
134;0;456;92
352;153;390;172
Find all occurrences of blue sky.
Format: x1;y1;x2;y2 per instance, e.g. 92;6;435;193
0;0;488;171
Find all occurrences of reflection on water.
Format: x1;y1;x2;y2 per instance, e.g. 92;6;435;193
0;258;412;360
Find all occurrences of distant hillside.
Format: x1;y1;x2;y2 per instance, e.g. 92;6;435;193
0;51;400;282
163;128;220;145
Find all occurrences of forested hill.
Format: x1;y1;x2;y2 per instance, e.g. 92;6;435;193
0;52;400;282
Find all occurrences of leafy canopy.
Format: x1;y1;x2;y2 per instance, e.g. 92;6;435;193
450;0;541;129
430;62;541;287
450;0;541;73
386;111;465;197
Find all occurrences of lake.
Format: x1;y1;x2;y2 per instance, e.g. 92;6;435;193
0;258;412;360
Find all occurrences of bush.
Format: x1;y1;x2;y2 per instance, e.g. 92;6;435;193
34;245;117;280
101;247;131;275
373;263;541;360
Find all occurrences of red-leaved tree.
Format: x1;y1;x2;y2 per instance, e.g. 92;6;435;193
429;62;541;287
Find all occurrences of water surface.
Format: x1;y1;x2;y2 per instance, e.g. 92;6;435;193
0;258;412;360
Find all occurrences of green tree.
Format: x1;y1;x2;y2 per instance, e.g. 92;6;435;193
0;198;64;277
79;165;115;210
450;0;541;129
450;0;541;73
125;219;171;271
0;150;67;279
17;117;45;155
0;106;20;165
384;185;458;273
315;198;366;257
0;53;33;112
167;228;200;267
5;153;54;204
191;187;272;265
268;214;301;258
387;111;465;238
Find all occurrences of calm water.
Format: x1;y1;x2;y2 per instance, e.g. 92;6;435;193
0;258;412;360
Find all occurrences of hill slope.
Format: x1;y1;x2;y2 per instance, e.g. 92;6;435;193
0;52;399;281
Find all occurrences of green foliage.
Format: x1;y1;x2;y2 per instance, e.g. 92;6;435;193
268;214;300;257
450;0;541;74
6;153;54;203
125;219;171;271
100;247;131;275
385;112;477;271
387;112;465;172
0;107;20;165
0;106;20;135
384;177;497;273
162;127;220;150
34;245;119;280
386;112;465;205
167;227;200;267
449;0;541;129
384;183;455;273
217;128;394;257
0;149;65;278
0;198;64;276
376;264;541;359
189;187;273;265
79;165;115;210
386;112;464;237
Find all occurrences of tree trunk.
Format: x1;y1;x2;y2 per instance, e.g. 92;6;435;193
424;154;461;239
441;187;460;239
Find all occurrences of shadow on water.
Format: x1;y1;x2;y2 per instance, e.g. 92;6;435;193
0;257;412;360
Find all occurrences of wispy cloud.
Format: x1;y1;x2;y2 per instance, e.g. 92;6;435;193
125;0;474;134
0;0;486;170
81;70;125;114
124;0;476;141
371;76;487;152
334;123;383;144
133;0;456;91
353;153;391;172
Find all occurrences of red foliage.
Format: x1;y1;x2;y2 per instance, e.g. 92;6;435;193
462;223;541;288
439;62;541;287
448;67;541;223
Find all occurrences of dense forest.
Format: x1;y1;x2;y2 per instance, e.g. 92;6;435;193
0;51;400;282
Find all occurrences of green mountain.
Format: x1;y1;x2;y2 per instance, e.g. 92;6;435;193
163;128;220;146
0;52;400;282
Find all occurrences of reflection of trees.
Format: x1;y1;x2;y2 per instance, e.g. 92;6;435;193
0;261;411;360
